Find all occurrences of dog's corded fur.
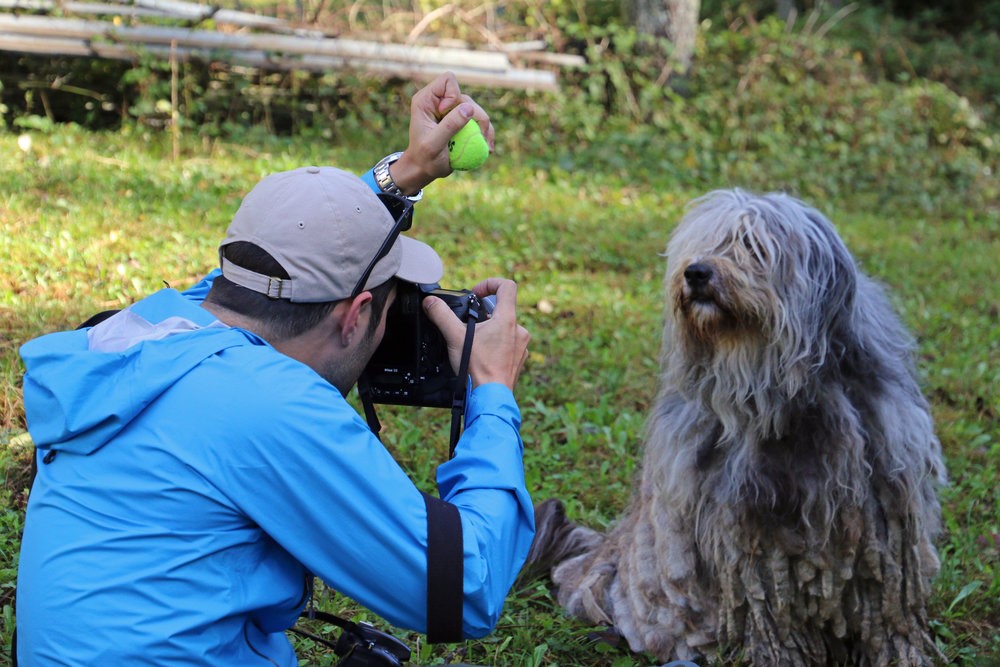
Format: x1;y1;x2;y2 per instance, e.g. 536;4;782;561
526;190;946;666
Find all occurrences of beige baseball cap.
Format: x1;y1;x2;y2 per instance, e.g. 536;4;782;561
219;166;443;302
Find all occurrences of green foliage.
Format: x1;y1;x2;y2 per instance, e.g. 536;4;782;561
703;0;1000;34
826;6;1000;110
0;50;413;138
871;0;1000;34
0;430;30;653
2;4;996;219
0;55;127;128
491;13;998;218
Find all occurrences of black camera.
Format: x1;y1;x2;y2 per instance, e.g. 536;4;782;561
359;282;494;409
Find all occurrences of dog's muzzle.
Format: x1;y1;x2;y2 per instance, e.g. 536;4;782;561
684;262;715;302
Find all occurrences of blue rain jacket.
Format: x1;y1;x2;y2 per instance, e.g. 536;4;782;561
16;275;534;663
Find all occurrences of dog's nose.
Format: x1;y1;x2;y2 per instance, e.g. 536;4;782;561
684;263;713;287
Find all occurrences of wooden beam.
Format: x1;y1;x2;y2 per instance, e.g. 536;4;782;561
131;0;293;30
0;1;176;19
0;15;512;70
0;0;294;30
0;7;565;91
0;30;559;91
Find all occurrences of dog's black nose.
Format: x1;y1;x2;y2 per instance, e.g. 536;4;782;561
684;263;713;287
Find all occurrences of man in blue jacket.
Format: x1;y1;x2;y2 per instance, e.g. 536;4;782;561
16;72;534;665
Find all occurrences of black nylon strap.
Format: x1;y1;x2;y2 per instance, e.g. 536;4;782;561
422;491;464;643
356;375;383;440
448;316;477;457
77;309;121;329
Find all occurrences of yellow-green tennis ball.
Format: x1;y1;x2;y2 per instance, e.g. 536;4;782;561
448;119;489;171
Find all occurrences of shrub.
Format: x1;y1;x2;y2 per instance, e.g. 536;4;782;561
492;13;998;216
1;5;996;217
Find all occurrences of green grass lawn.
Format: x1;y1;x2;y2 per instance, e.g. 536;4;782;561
1;126;997;665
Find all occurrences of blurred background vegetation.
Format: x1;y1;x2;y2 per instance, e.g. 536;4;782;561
1;0;997;664
1;0;997;216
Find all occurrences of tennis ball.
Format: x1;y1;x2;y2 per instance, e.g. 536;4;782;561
448;119;489;171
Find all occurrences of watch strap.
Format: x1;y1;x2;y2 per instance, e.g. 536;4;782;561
373;152;423;202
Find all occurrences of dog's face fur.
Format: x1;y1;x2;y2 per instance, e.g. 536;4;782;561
661;191;869;435
667;190;856;355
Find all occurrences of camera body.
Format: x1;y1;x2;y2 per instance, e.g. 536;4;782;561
359;282;493;409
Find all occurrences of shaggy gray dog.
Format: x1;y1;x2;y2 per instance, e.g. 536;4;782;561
527;190;946;666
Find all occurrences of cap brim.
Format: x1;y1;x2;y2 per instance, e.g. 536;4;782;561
395;235;444;286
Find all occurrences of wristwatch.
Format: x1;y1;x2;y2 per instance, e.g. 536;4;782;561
373;152;423;202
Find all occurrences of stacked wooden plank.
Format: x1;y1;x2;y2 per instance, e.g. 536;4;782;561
0;0;578;90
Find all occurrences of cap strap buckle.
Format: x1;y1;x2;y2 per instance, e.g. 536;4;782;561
265;276;286;299
221;256;295;301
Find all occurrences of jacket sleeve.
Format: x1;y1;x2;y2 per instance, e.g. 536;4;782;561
436;383;535;635
205;353;533;639
359;166;380;193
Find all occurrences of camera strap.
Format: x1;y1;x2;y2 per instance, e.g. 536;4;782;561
357;375;382;437
294;605;411;665
447;315;478;457
422;491;464;643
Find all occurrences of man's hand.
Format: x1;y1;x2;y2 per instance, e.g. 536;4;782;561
422;278;529;391
389;72;495;195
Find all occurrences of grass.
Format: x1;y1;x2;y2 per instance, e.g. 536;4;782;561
1;121;998;666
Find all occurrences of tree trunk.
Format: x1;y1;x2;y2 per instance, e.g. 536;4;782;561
776;0;797;20
629;0;700;73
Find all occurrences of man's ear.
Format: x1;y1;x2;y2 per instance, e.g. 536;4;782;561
338;291;373;347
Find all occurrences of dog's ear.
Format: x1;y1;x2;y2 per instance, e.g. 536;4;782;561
807;212;857;315
804;211;859;366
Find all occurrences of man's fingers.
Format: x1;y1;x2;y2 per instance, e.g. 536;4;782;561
428;71;462;115
473;278;516;320
421;295;461;337
471;277;509;299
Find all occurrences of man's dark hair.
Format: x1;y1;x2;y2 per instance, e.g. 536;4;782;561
205;242;396;342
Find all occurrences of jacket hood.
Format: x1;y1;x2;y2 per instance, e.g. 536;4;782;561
20;288;261;456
